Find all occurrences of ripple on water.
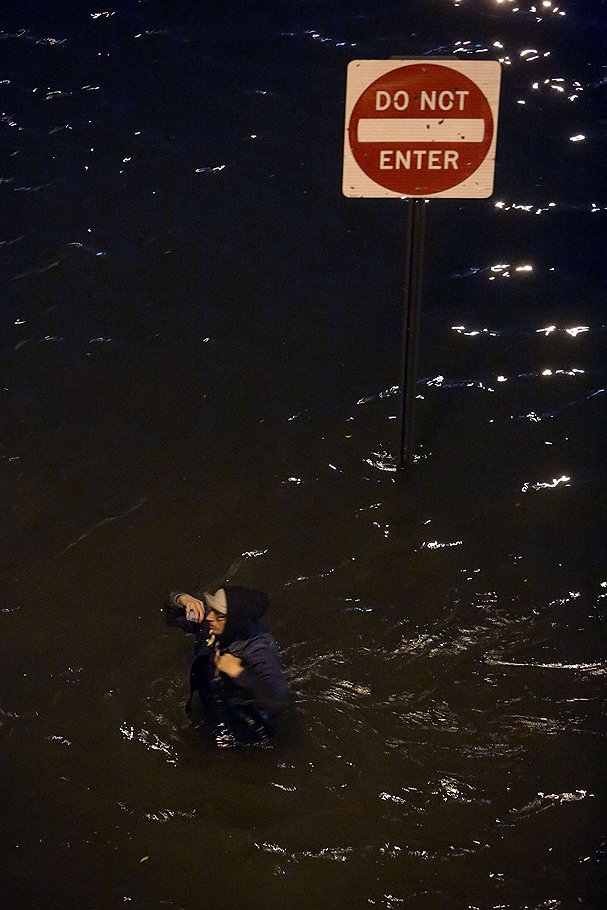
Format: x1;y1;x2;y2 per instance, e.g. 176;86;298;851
509;789;592;818
119;722;178;765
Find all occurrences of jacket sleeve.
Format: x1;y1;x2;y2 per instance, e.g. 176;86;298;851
232;638;292;715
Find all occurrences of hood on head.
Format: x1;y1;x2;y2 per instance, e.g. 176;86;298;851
219;585;269;646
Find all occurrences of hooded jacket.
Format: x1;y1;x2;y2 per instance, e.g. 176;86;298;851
166;585;292;716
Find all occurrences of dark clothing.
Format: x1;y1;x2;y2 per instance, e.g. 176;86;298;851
165;587;291;747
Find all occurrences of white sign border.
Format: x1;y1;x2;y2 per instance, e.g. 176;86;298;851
343;58;502;199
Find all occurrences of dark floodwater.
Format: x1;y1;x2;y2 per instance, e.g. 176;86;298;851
1;1;606;908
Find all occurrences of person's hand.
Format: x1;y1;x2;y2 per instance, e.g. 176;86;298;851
215;653;244;678
176;593;205;622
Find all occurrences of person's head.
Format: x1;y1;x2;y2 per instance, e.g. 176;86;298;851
205;585;269;644
203;588;228;635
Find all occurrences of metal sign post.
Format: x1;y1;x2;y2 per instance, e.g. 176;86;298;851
398;199;426;468
342;58;501;467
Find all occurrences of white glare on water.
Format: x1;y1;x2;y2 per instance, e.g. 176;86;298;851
521;475;571;492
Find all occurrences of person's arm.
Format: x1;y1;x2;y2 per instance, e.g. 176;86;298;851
229;639;291;714
169;591;205;622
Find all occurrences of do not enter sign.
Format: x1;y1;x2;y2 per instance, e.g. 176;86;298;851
343;59;501;198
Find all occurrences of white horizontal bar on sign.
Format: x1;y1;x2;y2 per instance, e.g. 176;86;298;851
357;118;485;143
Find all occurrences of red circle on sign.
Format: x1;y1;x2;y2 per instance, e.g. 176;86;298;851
348;64;494;196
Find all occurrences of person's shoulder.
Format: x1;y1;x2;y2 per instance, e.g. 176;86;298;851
240;631;277;653
246;630;276;645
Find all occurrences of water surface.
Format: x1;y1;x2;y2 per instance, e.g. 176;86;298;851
1;2;605;908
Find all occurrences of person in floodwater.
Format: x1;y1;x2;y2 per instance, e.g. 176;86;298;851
165;585;291;748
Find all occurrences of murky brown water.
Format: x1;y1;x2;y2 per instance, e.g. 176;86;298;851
1;2;606;908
